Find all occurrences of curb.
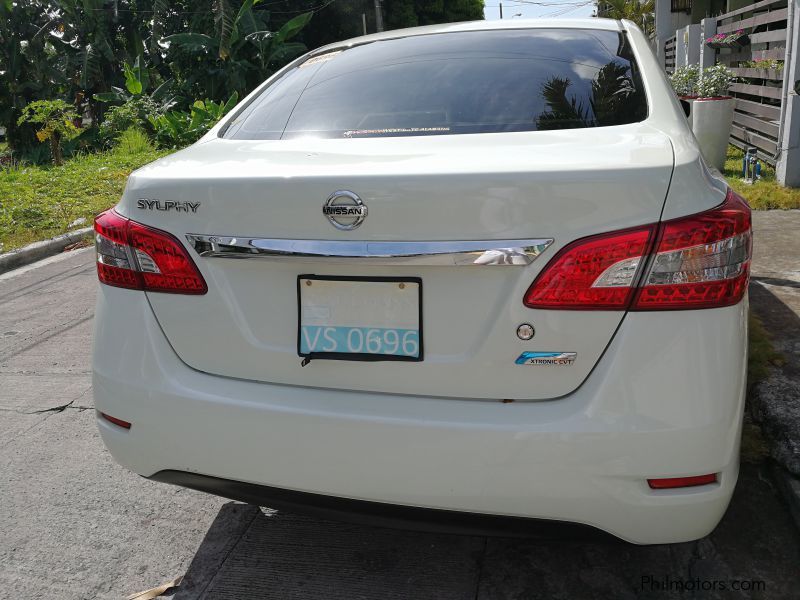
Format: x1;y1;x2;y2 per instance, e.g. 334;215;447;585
0;227;93;275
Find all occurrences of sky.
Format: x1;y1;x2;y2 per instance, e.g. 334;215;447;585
483;0;596;20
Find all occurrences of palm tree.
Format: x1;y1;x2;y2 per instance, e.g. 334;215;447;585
596;0;655;35
536;62;646;130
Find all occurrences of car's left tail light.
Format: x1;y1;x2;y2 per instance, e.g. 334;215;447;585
94;209;207;294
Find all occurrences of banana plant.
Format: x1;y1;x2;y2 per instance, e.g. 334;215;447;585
94;55;174;106
148;92;239;148
163;2;312;101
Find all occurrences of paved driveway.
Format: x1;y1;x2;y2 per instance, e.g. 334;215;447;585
1;213;799;599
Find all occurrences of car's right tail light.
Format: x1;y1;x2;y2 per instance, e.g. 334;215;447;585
524;189;751;311
631;189;751;310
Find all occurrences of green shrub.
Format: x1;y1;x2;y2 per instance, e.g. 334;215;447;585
115;127;155;155
99;96;161;142
741;58;784;71
16;100;82;166
96;92;179;147
149;92;238;149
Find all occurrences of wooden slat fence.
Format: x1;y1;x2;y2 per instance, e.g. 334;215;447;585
713;0;788;164
665;35;677;74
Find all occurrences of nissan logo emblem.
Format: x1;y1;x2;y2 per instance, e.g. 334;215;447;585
323;190;368;230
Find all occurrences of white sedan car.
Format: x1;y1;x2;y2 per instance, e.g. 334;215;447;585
93;18;751;544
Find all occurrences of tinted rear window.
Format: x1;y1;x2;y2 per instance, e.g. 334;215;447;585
223;28;648;140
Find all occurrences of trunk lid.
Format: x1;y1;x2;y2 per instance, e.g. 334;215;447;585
121;125;673;399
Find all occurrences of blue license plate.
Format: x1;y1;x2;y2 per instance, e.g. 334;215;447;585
300;326;420;357
298;276;423;361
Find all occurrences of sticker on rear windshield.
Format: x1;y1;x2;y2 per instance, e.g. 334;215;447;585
515;352;576;366
299;51;342;68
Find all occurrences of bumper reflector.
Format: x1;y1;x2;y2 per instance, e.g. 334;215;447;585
99;412;131;430
647;473;717;489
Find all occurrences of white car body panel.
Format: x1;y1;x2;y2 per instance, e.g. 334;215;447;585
94;284;747;544
127;124;674;399
93;19;748;543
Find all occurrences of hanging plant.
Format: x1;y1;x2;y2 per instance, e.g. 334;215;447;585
705;29;750;49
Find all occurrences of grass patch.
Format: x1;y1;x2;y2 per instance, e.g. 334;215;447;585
748;311;784;387
116;127;154;155
724;146;800;210
0;144;171;253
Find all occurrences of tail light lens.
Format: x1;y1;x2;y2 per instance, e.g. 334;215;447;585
523;226;655;310
94;209;207;294
524;189;751;311
648;473;717;489
631;190;751;310
99;412;132;430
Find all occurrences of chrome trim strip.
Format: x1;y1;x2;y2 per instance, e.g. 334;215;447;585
186;235;553;266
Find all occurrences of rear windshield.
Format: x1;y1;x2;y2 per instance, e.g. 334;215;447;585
223;28;648;140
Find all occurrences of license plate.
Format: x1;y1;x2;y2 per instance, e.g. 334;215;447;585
298;276;422;361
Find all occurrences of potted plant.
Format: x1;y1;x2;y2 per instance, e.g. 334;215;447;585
691;65;736;170
705;29;749;49
669;65;700;126
742;58;784;79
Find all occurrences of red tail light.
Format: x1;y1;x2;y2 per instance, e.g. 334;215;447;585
524;189;751;311
94;210;207;294
523;226;655;310
631;190;751;310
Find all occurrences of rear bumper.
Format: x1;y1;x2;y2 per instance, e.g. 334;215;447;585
149;470;617;541
93;285;747;544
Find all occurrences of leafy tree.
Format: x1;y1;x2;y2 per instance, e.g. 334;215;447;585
17;99;81;165
384;0;484;30
282;0;484;49
163;2;312;102
595;0;654;35
48;0;137;123
0;1;64;152
383;0;419;29
0;0;483;156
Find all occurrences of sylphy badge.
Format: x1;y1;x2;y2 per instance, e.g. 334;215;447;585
515;352;576;366
137;199;200;213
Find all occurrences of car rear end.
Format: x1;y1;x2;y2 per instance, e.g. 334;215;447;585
92;19;750;544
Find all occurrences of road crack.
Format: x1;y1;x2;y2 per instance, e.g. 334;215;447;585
30;398;77;414
0;383;93;415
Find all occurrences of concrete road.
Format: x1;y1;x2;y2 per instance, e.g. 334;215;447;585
1;213;800;599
